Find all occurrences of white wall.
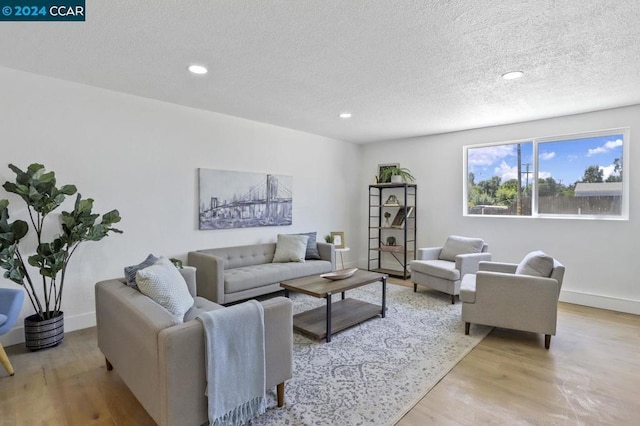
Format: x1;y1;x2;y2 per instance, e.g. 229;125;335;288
0;66;361;345
360;105;640;315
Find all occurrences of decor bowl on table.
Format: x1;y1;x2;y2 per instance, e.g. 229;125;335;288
320;267;358;280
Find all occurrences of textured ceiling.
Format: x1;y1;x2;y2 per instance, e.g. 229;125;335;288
1;1;639;143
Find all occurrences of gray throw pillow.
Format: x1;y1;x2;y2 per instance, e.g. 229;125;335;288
294;232;322;260
516;250;554;277
438;235;485;261
273;234;309;263
124;254;158;287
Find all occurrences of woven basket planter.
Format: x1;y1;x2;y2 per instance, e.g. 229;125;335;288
24;312;64;351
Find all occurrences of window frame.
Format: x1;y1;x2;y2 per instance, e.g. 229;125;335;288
463;128;630;220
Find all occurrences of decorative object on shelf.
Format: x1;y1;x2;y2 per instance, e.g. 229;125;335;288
383;195;400;206
377;163;400;183
378;166;416;184
384;211;392;227
324;234;334;244
0;163;122;350
198;168;292;230
330;231;345;249
386;236;397;246
391;206;414;228
320;267;358;281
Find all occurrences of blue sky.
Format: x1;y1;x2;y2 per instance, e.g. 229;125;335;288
468;134;623;186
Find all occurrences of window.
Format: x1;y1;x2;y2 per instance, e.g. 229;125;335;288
464;128;628;219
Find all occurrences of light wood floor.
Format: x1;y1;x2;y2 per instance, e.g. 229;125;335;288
1;282;639;425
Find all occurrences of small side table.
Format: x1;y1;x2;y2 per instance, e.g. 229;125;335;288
335;247;350;269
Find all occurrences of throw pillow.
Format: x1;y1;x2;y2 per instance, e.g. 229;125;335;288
136;257;194;321
516;250;554;277
272;234;309;263
124;254;158;287
0;313;7;327
293;232;322;260
438;235;485;261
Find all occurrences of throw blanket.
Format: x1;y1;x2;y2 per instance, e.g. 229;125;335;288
197;300;267;426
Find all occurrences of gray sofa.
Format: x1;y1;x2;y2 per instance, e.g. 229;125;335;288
95;267;293;426
188;242;335;304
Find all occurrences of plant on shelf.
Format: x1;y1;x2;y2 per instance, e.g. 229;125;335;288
0;163;122;350
378;166;416;183
324;234;334;244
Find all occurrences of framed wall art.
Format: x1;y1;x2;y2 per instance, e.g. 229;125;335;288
198;168;293;230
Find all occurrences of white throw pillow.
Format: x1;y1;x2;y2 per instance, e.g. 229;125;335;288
272;234;309;263
515;250;554;277
136;257;194;321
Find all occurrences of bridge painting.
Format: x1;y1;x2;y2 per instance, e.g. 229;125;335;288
198;169;293;230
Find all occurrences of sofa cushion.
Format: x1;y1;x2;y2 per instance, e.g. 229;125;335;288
516;250;554;277
225;260;332;294
124;253;158;287
294;232;322;260
411;259;461;281
136;257;195;321
439;235;485;262
273;234;309;263
0;313;7;327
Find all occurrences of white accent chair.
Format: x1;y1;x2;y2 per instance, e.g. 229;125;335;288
461;251;565;349
410;235;491;304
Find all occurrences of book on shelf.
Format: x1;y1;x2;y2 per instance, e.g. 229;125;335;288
391;206;414;228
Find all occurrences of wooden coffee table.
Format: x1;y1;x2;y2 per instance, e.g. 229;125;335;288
280;269;387;342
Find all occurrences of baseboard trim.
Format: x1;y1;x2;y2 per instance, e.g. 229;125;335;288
0;311;96;347
560;289;640;315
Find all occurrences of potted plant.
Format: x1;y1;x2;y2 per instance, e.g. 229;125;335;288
378;166;416;183
0;163;122;350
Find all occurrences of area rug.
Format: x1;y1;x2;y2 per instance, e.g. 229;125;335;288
251;284;492;425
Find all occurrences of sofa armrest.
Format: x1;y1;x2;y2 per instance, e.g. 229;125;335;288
188;251;225;304
456;252;493;277
417;247;442;260
260;296;294;389
479;261;518;274
158;297;293;426
317;241;336;270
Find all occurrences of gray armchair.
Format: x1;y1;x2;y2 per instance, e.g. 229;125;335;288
461;252;565;349
410;235;491;303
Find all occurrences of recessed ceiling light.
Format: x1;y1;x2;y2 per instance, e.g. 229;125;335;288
188;65;208;75
502;71;524;80
339;112;352;119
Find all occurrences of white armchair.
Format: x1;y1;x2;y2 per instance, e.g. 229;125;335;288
410;235;491;304
461;251;565;349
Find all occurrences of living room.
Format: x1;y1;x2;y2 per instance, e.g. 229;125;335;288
1;2;639;425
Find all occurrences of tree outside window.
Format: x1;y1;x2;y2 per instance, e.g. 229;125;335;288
465;129;628;219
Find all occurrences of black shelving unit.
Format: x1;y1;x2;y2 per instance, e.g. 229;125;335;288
368;183;417;279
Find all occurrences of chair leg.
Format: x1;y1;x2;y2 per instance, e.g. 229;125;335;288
0;342;15;376
413;283;417;292
105;357;113;371
277;382;285;407
451;294;455;304
545;334;551;350
465;322;470;335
